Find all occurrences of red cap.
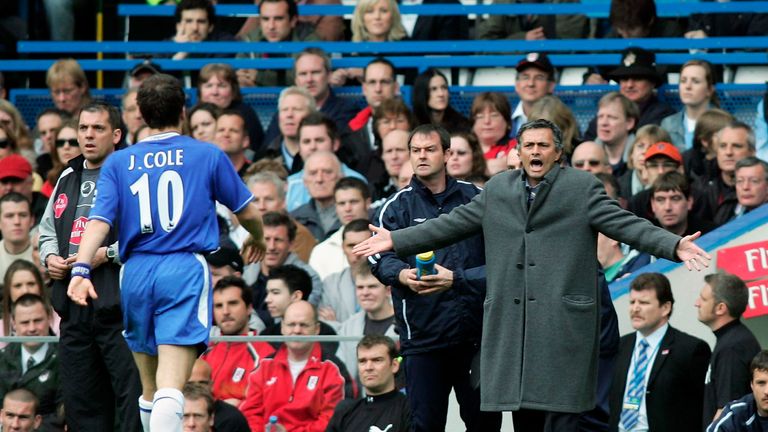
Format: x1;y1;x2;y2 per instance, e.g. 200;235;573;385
644;142;682;164
0;154;33;180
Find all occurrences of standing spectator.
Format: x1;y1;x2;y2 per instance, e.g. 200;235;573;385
696;272;762;425
197;63;265;153
595;92;639;177
45;59;90;116
412;68;470;133
238;0;320;88
355;119;708;431
661;60;720;152
585;48;675;141
328;335;409;431
202;276;275;405
608;273;711;431
38;103;143;432
0;293;63;430
1;389;41;432
476;0;589;40
0;193;34;279
185;102;221;143
706;350;768;432
371;124;501;431
511;53;556;136
240;301;353;432
734;156;768;218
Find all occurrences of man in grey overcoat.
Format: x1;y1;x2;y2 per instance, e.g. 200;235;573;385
354;119;710;431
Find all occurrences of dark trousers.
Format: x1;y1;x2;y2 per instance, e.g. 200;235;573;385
513;409;581;432
59;304;142;432
404;344;502;432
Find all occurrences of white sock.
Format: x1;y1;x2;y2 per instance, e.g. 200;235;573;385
151;388;184;432
138;397;153;432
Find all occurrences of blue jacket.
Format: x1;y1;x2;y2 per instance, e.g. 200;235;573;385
370;176;486;354
707;394;766;432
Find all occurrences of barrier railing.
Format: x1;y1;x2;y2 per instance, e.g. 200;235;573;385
0;334;380;343
18;36;768;54
116;2;768;18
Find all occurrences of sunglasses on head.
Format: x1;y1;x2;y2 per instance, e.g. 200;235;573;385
55;139;77;148
0;139;10;149
573;159;602;168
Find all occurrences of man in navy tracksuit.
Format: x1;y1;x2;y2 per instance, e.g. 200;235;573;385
369;124;501;431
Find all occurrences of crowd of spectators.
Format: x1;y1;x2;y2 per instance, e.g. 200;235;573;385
0;0;767;431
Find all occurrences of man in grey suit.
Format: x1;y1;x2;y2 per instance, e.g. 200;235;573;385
355;119;711;431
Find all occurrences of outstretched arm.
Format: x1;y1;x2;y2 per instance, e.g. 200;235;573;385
676;231;711;271
352;224;392;257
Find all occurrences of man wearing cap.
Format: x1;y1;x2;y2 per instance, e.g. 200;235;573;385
585;48;675;141
512;53;556;135
206;242;245;287
201;276;275;406
0;154;48;225
628;141;685;220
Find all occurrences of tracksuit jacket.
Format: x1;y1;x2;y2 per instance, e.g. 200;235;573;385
201;330;275;402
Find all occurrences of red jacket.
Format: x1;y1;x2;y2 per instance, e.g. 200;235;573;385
348;107;373;132
239;343;347;432
201;331;275;402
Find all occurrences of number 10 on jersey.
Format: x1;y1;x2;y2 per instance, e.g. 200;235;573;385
130;170;185;234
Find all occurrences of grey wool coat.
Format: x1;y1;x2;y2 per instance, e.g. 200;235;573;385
391;166;682;413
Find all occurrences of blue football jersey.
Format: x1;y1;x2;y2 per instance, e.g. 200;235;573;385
90;133;253;259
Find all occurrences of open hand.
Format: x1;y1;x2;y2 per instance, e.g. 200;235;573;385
676;231;711;271
67;276;98;306
352;225;392;257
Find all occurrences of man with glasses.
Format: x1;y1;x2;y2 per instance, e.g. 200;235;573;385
732;156;768;219
512;53;556;135
571;141;612;175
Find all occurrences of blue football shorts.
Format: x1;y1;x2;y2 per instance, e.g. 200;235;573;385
119;252;211;355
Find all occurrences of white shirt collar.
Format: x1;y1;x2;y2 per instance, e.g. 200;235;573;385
636;322;669;351
21;343;49;374
138;131;181;143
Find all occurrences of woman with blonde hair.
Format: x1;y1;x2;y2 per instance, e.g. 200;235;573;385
661;60;720;152
0;100;33;153
528;95;580;157
46;58;91;115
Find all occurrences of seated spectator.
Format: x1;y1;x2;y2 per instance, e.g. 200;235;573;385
684;108;734;182
607;0;682;38
33;108;70;178
45;59;90;116
309;179;371;281
692;121;756;226
263;48;358;147
41;120;80;198
197;63;265;153
597;231;651;282
126;60;162;90
1;260;59;344
181;383;216;432
372;129;410;206
329;0;407;86
0;193;35;279
240;301;354;432
205;242;244;287
687;1;768;39
585;48;675;140
651;171;715;236
470;92;514;176
571;141;612;175
511;53;556;136
528;95;581;157
628;142;684;220
706;350;768;432
403;0;469;41
697;272;762;425
185;102;221;143
476;0;588;41
1;388;42;432
733;156;768;218
246;172;317;262
618;124;671;200
412;68;470;133
448;131;488;187
214;110;252;178
0;156;46;223
202;276;275;405
0;294;62;430
242;212;324;314
164;0;235;62
661;60;720;152
238;0;344;42
595;92;639;177
188;359;250;432
335;264;396;382
290;151;343;241
286;114;367;211
318;220;373;325
238;0;320;88
0;101;32;156
120;89;145;146
328;335;409;431
257;86;317;173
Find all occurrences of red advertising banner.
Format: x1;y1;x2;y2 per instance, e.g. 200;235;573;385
717;240;768;282
744;279;768;319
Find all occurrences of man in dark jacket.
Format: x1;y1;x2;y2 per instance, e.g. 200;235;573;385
370;124;501;431
37;102;141;431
